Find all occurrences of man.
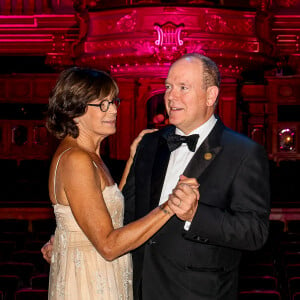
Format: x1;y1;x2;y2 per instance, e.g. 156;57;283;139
122;53;270;299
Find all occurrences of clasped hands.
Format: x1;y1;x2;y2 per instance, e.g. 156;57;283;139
41;175;200;264
167;175;200;222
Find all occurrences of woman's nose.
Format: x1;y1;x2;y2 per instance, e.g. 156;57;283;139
108;102;118;113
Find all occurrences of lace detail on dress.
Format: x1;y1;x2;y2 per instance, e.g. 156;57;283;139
48;184;133;300
96;271;105;295
73;248;82;268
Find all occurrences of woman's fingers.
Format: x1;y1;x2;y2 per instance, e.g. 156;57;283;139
130;129;158;159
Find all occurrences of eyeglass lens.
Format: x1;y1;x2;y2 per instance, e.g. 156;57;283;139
100;98;120;112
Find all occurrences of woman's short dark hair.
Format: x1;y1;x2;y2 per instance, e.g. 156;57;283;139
47;67;119;139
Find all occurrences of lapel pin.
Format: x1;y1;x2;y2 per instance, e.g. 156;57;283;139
204;152;212;160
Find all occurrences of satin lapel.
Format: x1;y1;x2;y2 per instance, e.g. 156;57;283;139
183;120;224;179
183;141;222;178
150;128;173;210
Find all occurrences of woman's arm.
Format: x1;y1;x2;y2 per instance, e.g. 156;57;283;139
63;150;198;261
118;157;133;192
119;129;157;191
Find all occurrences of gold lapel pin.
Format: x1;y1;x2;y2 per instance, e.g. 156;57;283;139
204;152;212;160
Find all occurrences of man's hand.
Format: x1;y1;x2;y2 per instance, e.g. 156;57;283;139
168;175;200;222
41;235;54;264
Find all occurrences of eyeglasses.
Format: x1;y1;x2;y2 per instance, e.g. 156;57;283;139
87;98;121;112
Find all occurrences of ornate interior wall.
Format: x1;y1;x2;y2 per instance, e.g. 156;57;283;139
0;0;299;161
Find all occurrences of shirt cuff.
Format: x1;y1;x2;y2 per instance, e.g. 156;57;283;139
184;221;191;231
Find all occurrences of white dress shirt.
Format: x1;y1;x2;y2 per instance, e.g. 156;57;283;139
159;115;217;230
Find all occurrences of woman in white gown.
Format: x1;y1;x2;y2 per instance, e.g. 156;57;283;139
45;67;199;300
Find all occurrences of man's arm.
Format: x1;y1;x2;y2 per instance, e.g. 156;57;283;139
184;143;270;251
122;158;137;225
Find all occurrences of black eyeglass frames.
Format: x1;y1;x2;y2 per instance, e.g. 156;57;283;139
87;98;121;112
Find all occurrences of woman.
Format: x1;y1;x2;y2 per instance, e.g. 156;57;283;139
46;67;199;300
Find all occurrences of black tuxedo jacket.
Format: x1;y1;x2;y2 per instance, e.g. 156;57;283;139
123;118;270;300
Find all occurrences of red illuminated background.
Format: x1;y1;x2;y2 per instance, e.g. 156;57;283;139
0;1;300;299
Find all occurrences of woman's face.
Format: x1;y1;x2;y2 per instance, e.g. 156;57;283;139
77;94;118;139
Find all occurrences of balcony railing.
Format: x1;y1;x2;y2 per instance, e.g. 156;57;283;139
0;0;262;15
0;0;74;15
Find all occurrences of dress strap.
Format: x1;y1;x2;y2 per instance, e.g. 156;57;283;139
53;147;72;204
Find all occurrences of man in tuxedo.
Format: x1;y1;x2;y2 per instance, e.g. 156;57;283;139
122;53;270;300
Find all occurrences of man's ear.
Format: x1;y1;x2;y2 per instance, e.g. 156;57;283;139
206;86;219;107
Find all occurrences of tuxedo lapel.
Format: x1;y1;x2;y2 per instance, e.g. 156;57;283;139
150;128;173;210
149;121;225;207
183;119;224;179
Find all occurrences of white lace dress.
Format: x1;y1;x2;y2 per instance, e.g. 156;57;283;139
48;150;133;300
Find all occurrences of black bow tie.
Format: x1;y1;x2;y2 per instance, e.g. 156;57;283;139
166;133;199;152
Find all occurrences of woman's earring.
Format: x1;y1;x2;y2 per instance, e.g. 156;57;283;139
74;118;79;124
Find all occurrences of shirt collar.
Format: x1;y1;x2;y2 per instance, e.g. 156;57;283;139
175;114;217;151
175;114;217;137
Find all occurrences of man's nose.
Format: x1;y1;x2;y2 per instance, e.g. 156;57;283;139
167;87;178;101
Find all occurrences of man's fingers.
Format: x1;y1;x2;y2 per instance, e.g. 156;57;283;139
41;246;51;263
41;236;54;264
178;175;199;186
171;184;199;205
192;188;200;201
174;183;195;195
168;196;183;214
169;194;182;207
42;252;51;263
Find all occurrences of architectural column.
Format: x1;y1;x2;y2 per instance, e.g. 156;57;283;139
218;77;238;131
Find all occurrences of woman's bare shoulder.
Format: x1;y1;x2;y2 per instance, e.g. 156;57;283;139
60;147;95;172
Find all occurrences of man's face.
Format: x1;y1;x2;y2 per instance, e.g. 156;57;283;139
164;57;217;134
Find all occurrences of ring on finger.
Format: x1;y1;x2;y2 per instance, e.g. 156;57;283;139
177;199;182;207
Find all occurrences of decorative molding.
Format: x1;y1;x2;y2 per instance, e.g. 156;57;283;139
199;13;255;36
117;10;137;32
79;6;272;73
274;0;298;8
0;15;79;55
154;22;184;47
153;22;186;61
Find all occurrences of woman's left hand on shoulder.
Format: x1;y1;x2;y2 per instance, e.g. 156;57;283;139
130;128;158;159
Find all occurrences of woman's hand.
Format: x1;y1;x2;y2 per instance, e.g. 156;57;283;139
119;128;158;191
129;129;158;159
167;175;200;222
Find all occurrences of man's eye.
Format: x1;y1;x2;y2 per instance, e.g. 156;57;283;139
165;85;171;90
181;86;188;90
